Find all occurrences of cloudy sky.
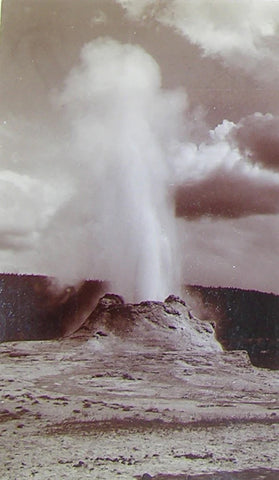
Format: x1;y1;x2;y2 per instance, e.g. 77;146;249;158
1;0;279;299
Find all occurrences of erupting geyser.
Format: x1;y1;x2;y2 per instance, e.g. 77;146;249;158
3;2;279;301
57;38;185;301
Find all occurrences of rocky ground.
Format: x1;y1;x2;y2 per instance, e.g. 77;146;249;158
0;295;278;479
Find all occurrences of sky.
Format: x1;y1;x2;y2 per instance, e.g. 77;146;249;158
1;0;279;299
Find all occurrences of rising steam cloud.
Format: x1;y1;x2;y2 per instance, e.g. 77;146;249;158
2;32;279;299
1;38;188;301
54;38;187;300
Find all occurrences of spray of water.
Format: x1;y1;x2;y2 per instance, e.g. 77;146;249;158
2;35;279;300
53;38;187;301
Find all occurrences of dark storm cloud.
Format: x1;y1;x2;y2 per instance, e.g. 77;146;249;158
175;165;279;219
229;114;279;171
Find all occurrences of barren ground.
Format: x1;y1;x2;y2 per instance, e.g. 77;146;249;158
0;333;279;479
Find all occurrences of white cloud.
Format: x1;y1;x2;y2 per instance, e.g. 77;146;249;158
0;170;68;236
117;0;279;78
116;0;156;19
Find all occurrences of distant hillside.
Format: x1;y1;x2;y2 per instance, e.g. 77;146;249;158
186;285;279;369
0;273;106;342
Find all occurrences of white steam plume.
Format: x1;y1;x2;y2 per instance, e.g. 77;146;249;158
50;38;187;301
2;37;279;298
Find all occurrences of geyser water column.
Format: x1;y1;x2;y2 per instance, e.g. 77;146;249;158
58;38;185;301
0;1;186;302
